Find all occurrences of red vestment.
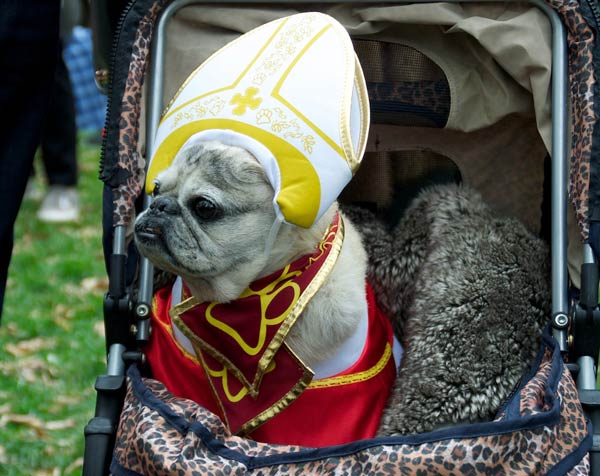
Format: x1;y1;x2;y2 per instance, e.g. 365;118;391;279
146;284;396;447
145;214;397;446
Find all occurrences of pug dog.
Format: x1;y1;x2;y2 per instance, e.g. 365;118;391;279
134;139;371;376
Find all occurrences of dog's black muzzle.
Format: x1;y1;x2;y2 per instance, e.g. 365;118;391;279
134;196;181;243
149;196;181;216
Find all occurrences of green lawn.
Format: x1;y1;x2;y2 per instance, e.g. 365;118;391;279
0;136;108;476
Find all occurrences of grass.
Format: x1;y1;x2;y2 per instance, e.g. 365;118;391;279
0;134;108;476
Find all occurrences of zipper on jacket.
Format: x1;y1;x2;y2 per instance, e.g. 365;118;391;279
98;0;138;182
585;0;600;32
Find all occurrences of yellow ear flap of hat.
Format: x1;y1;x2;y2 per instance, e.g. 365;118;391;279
147;12;370;228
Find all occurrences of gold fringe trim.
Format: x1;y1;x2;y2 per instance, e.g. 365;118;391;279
252;214;344;391
308;343;392;389
239;343;314;436
153;294;200;365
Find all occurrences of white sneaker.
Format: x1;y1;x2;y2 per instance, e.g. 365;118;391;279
37;186;80;223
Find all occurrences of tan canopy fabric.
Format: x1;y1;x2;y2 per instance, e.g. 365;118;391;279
157;3;552;149
136;3;553;234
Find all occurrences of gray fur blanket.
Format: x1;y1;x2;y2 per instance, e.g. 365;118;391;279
344;183;551;435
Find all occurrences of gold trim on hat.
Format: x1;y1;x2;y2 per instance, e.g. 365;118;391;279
353;54;370;169
148;12;369;197
271;23;345;160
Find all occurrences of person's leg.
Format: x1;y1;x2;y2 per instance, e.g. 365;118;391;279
37;42;80;223
40;46;78;187
0;0;60;319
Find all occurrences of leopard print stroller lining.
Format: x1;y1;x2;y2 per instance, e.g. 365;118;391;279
83;0;600;474
112;329;589;475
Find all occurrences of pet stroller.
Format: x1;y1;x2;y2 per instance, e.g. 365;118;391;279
83;0;600;474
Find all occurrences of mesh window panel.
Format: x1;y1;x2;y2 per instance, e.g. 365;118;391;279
353;40;450;128
341;150;460;226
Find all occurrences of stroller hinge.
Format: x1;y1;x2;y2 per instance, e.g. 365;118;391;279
103;251;134;351
570;300;600;366
133;253;154;345
103;290;133;351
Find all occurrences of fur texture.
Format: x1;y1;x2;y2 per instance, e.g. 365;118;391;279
134;141;369;371
344;183;550;435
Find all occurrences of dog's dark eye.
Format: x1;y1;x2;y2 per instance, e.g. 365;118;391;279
191;197;222;220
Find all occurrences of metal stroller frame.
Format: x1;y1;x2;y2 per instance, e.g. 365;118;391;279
83;1;600;474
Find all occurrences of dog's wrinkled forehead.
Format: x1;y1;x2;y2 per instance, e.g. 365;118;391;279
154;141;266;194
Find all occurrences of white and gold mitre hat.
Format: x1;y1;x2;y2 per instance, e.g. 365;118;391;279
146;12;369;228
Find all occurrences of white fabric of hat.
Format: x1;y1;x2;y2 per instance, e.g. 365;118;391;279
146;12;370;228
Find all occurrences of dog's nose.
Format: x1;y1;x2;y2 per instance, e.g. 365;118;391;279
150;196;180;215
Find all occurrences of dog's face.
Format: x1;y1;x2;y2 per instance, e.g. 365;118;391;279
134;141;277;299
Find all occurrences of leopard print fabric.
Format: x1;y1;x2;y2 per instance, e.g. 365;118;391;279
110;0;166;227
569;456;591;476
519;349;554;417
111;338;590;476
544;0;597;241
367;80;450;127
106;0;599;241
